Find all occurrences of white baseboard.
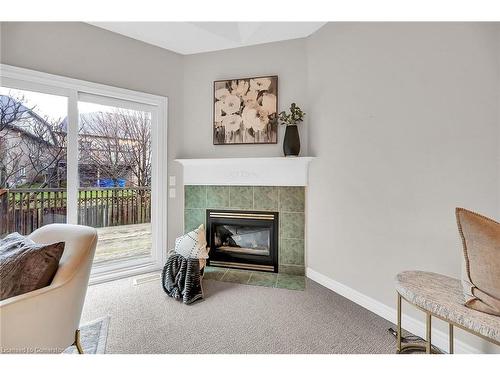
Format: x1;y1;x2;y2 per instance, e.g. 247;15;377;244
306;267;481;354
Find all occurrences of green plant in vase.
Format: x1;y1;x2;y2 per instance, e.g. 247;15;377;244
279;103;305;156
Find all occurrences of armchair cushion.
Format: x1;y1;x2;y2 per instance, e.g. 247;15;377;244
0;232;64;301
456;208;500;316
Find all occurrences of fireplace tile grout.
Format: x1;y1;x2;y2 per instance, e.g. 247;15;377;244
252;186;255;210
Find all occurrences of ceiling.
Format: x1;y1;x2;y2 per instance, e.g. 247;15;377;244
88;22;326;55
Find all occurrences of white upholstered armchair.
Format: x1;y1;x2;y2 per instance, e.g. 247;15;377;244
0;224;97;354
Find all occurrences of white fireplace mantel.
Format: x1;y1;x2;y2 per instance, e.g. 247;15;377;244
175;157;315;186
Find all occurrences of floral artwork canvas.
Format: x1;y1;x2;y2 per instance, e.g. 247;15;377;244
213;76;278;145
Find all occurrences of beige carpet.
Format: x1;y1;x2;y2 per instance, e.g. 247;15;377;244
64;316;110;354
80;275;397;354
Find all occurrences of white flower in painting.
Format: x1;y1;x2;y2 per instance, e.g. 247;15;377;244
220;94;241;115
260;93;276;114
242;106;259;130
257;108;270;128
231;80;249;97
214;100;224;122
243;90;258;106
222;114;242;132
242;106;269;132
249;77;272;92
215;88;230;100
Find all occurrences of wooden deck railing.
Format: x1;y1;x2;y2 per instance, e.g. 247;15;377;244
0;187;151;236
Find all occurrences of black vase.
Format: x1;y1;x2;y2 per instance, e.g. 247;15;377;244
283;125;300;157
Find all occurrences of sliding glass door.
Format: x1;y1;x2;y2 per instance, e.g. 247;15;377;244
1;65;167;283
76;95;155;267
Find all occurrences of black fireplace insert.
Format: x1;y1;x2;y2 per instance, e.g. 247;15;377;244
206;209;278;272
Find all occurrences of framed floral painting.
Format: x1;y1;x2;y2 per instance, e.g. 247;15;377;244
213;75;278;145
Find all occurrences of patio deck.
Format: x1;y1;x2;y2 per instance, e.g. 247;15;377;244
94;223;152;263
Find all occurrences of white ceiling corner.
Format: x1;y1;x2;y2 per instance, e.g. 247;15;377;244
88;22;326;55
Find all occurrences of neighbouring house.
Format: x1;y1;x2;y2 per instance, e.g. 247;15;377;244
0;95;66;188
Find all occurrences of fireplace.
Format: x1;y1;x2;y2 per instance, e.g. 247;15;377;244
206;209;278;272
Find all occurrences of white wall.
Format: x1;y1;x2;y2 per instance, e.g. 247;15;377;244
306;22;500;352
180;38;308;158
498;26;500;218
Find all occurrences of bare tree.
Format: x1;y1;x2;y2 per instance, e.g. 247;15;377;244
21;118;67;188
80;111;130;186
119;110;151;187
0;94;30;132
80;109;151;187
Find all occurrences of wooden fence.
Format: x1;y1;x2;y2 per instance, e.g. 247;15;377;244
0;187;151;236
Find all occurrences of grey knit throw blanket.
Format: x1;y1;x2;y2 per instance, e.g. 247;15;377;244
162;253;203;305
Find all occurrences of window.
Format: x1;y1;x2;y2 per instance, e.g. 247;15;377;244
18;166;26;178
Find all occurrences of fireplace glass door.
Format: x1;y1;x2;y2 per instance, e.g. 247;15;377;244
207;210;278;272
214;224;271;257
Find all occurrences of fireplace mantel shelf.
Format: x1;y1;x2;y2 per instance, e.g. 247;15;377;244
175;157;315;186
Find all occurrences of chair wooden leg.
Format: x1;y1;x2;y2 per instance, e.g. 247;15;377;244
74;329;84;354
426;313;432;354
396;293;402;353
449;324;454;354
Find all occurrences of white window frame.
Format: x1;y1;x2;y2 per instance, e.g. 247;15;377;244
0;64;168;284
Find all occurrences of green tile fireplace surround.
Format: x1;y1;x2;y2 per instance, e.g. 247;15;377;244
184;185;306;277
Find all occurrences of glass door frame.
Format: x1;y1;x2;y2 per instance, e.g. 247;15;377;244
1;64;168;284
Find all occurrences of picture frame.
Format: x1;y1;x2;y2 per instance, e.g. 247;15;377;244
213;75;278;145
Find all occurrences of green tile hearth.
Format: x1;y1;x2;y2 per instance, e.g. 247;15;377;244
278;264;305;276
221;269;252;284
276;274;305;291
247;272;277;288
204;266;304;291
203;266;227;281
